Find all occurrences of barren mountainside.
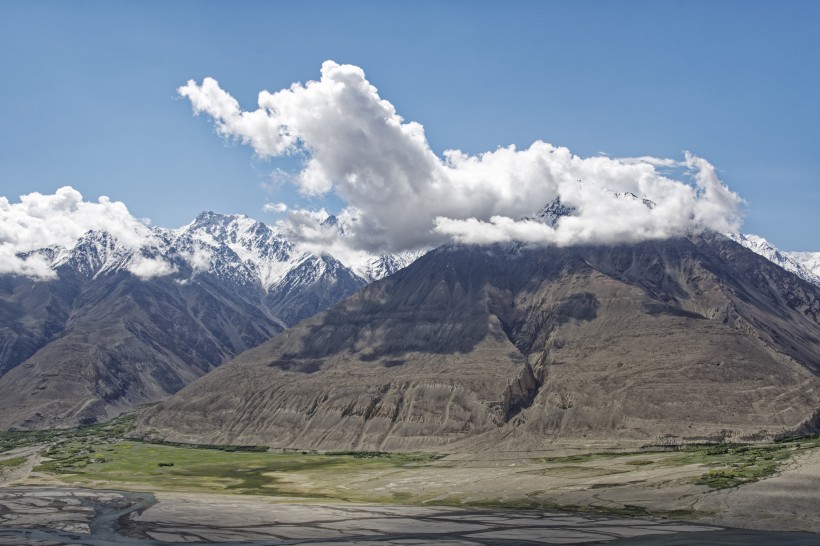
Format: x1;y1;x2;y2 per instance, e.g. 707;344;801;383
136;233;820;451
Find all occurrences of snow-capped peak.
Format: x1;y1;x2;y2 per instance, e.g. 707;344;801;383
727;232;820;286
175;211;301;289
786;251;820;280
23;210;427;293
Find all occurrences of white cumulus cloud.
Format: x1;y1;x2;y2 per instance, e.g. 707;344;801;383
127;254;178;280
263;202;288;213
0;186;173;280
180;61;744;252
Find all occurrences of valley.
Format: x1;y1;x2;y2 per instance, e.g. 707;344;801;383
1;416;820;544
4;8;820;543
4;233;820;543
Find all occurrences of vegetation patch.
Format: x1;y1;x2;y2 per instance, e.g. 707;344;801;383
14;414;820;509
0;456;27;469
625;459;654;466
325;450;444;462
144;439;269;452
0;414;135;454
538;438;820;491
34;439;445;496
435;495;698;520
542;451;645;464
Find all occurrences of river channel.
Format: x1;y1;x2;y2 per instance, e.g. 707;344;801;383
1;487;818;545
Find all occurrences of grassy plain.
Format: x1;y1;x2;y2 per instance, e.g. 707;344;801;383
2;413;820;525
33;439;441;497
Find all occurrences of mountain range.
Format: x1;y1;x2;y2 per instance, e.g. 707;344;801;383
1;202;818;436
0;212;420;429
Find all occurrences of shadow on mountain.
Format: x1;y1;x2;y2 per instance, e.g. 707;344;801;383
136;233;820;451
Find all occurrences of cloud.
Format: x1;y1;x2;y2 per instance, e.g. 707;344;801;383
181;61;744;252
263;202;288;213
0;246;56;280
180;246;212;273
127;254;178;280
0;186;170;280
0;186;152;249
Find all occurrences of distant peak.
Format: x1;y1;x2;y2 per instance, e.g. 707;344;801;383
612;191;656;209
183;212;266;236
194;210;220;221
193;211;242;223
520;197;576;228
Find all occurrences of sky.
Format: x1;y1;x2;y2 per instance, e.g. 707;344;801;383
1;0;818;250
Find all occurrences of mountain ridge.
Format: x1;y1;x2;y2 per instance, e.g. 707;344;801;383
1;204;818;432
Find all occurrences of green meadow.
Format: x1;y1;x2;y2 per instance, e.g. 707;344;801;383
33;438;442;497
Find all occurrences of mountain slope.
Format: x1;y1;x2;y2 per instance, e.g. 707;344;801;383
135;233;820;451
728;233;820;286
783;251;820;281
0;212;422;430
0;262;285;429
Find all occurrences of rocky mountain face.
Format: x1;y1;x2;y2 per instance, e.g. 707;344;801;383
135;233;820;452
0;212;421;430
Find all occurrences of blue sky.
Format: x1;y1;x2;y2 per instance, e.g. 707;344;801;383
1;0;818;249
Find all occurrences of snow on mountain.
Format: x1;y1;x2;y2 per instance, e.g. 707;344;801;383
21;211;426;294
520;199;820;288
523;193;655;229
527;197;576;228
17;206;819;294
174;211;426;287
786;251;820;280
727;233;820;286
296;213;429;282
175;211;301;289
359;250;429;281
612;191;656;209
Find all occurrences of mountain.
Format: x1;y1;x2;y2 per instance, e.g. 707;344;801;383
533;199;820;288
787;251;820;279
728;233;820;286
521;197;576;227
0;212;422;430
3;198;817;435
134;233;820;451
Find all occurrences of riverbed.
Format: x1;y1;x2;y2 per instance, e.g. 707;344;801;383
1;487;818;545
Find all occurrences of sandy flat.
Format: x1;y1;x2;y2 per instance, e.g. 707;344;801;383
693;447;820;532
